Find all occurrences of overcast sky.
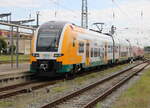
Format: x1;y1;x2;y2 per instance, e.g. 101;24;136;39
0;0;150;46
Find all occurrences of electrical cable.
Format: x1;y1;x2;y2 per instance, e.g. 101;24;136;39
50;0;80;19
111;0;138;26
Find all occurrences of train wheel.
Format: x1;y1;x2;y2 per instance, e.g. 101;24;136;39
65;73;75;80
65;73;71;80
73;65;81;73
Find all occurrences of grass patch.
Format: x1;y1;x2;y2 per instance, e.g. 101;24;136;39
52;84;69;93
112;68;150;108
74;72;99;85
51;64;130;94
96;103;102;108
74;64;129;85
0;101;13;108
144;53;150;59
0;54;29;62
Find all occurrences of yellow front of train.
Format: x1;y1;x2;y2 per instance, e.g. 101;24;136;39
30;21;83;77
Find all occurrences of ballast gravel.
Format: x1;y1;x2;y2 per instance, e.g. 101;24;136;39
96;68;147;108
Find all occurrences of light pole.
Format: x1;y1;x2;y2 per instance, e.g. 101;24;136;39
107;34;115;63
36;11;40;27
126;39;132;59
110;25;115;63
104;25;116;63
81;0;88;29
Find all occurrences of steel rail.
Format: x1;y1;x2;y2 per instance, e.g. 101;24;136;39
41;61;147;108
0;80;60;99
0;80;36;92
83;62;150;108
0;61;141;100
0;72;34;82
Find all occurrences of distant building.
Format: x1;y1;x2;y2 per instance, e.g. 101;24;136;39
144;46;150;54
144;46;150;58
0;29;32;54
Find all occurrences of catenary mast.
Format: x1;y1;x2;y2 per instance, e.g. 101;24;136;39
81;0;88;29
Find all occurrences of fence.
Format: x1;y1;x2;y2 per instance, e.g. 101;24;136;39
0;21;36;69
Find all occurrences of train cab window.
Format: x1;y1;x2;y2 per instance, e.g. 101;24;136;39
36;22;68;52
37;29;61;52
79;42;84;53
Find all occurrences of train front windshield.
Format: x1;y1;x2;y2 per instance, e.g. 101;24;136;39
36;29;62;52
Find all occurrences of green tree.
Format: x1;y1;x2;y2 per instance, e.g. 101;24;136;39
9;45;16;54
0;38;7;54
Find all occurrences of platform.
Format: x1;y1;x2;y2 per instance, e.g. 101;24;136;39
0;63;30;75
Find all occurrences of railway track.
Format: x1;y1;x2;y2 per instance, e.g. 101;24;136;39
0;79;61;99
0;71;34;82
0;61;130;100
0;60;145;101
0;60;29;64
41;60;149;108
0;71;35;89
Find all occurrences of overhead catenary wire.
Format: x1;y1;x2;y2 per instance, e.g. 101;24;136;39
111;0;115;26
112;0;148;46
50;0;80;19
111;0;139;27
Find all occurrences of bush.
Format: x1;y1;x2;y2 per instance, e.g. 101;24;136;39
8;45;16;54
0;38;7;54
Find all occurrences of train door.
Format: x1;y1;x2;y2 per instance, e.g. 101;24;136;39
85;41;90;66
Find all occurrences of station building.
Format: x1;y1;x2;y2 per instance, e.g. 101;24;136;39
0;29;32;54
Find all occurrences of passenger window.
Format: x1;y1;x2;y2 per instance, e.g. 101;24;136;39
91;48;93;57
79;42;84;53
94;48;97;57
73;38;76;47
98;48;100;56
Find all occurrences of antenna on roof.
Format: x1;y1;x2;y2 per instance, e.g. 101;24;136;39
92;22;105;33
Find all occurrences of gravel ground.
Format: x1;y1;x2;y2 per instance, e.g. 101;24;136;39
0;63;29;74
95;65;150;108
55;64;142;108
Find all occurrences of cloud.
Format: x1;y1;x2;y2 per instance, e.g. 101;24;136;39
38;0;150;46
89;0;150;27
0;0;40;7
1;0;149;46
39;9;81;25
0;0;64;8
39;0;150;28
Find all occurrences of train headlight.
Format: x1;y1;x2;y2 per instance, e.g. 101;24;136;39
54;53;64;57
32;53;39;57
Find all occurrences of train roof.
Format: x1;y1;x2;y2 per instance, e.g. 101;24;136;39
39;21;135;46
39;21;68;30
